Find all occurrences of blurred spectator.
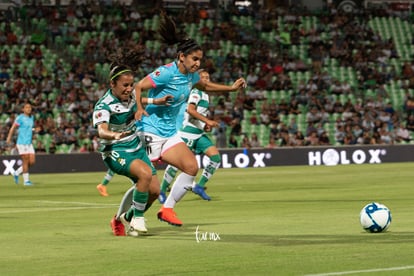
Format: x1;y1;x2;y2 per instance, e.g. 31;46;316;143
394;122;411;143
250;133;261;148
267;136;277;148
319;131;331;145
35;140;47;153
405;114;414;131
228;134;238;148
241;135;251;149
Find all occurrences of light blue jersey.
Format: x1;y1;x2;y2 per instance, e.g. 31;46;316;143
139;62;200;138
176;102;187;131
15;114;34;145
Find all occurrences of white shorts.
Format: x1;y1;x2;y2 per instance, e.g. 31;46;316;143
16;144;35;155
141;133;184;162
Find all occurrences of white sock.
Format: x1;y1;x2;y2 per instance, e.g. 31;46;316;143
23;173;29;182
164;172;195;209
15;166;23;176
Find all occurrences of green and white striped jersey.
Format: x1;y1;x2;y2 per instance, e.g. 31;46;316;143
179;88;210;140
93;89;141;153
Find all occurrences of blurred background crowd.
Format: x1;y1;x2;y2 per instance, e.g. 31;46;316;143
1;0;414;154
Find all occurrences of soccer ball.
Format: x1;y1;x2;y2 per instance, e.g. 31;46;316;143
359;202;392;233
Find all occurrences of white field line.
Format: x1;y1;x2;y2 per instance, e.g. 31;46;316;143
0;200;118;214
305;265;414;276
36;200;118;206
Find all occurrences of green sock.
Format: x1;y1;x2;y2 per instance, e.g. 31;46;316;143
161;165;178;192
132;189;148;217
102;170;115;185
198;154;221;187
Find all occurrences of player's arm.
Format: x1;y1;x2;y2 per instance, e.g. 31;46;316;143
142;94;174;106
134;76;153;121
97;122;131;140
194;77;246;93
187;103;218;128
6;123;17;144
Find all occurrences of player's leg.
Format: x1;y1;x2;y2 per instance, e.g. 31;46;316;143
118;172;160;225
108;149;152;236
97;169;114;196
12;145;24;184
22;145;35;186
157;139;198;226
191;136;220;200
193;140;221;200
21;154;32;185
159;164;178;203
111;185;134;236
125;159;152;235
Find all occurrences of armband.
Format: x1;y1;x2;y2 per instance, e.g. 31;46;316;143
147;98;154;104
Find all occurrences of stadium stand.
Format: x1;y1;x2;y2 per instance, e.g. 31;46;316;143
0;1;414;154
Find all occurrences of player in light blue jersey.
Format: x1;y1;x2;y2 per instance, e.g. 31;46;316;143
131;12;247;227
6;103;37;186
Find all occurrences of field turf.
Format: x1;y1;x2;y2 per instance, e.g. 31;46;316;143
0;163;413;275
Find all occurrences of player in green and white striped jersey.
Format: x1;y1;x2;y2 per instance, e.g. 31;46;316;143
160;70;221;202
93;47;168;236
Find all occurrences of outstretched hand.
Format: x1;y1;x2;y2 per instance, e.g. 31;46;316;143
206;119;219;128
232;78;247;90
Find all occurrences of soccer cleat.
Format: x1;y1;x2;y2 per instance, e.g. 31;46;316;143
192;184;211;201
157;207;182;226
13;173;19;184
110;215;126;236
129;216;147;235
24;181;33;186
96;184;109;197
119;213;138;237
158;191;167;204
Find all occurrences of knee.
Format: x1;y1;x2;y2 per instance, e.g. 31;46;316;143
181;162;198;176
133;163;153;184
141;167;153;183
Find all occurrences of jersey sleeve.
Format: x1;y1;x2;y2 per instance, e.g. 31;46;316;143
14;115;22;127
93;103;110;127
188;89;202;106
147;65;173;89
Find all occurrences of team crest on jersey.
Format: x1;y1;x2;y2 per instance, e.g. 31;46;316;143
95;112;102;119
154;70;161;77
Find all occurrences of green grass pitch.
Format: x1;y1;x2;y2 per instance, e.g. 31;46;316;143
0;163;414;275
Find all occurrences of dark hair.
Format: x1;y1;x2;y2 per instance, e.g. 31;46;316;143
107;46;146;81
158;11;201;55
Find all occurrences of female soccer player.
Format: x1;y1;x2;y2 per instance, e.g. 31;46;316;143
6;102;38;186
159;70;221;203
132;12;246;227
93;46;169;236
